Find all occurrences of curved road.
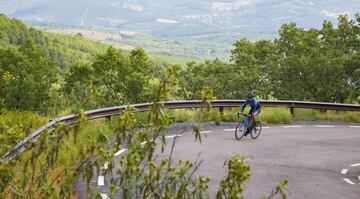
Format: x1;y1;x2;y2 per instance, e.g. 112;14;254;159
77;123;360;199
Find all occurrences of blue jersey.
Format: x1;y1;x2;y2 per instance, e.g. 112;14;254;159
241;98;261;113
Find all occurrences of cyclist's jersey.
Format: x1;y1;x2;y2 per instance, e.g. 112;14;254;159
241;98;261;113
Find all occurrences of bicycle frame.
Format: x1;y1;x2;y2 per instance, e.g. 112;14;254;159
242;115;250;127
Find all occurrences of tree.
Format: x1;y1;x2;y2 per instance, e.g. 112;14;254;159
0;42;59;112
91;47;152;106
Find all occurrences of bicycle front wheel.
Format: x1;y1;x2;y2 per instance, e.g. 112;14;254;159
235;122;246;140
251;121;262;139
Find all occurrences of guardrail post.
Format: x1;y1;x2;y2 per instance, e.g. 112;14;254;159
290;107;295;117
320;109;327;113
219;107;224;117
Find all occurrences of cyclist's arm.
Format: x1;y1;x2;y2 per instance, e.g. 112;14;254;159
241;99;249;112
254;101;261;115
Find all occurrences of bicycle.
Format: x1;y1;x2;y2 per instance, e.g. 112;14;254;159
235;112;262;140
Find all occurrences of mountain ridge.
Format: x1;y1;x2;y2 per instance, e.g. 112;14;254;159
1;0;359;37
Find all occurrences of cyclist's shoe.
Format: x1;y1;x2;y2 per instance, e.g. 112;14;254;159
244;130;250;136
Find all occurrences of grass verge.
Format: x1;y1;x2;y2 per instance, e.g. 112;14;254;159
164;107;360;125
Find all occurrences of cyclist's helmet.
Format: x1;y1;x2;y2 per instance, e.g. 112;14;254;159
247;91;254;99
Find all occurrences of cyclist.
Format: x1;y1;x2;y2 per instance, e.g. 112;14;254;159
239;91;261;135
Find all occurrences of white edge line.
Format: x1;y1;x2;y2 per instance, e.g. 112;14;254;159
262;127;270;129
350;163;360;167
101;194;109;199
349;126;360;128
114;149;128;156
224;129;236;131
341;169;348;175
283;125;302;128
98;176;105;186
315;125;334;128
200;131;212;134
343;178;356;185
165;134;183;139
103;161;109;170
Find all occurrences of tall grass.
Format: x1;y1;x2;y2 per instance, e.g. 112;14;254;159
164;107;360;124
258;107;292;124
57;119;113;164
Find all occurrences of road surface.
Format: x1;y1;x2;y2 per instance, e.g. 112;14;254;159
76;123;360;199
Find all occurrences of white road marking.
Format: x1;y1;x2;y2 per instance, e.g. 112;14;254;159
262;127;270;129
98;176;105;186
349;126;360;128
101;194;109;199
103;161;109;170
315;125;334;128
343;178;356;185
224;129;236;131
200;131;212;134
350;163;360;167
283;125;302;128
114;149;128;156
165;135;183;139
341;169;348;175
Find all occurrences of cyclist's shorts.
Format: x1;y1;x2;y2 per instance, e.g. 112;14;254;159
249;107;261;115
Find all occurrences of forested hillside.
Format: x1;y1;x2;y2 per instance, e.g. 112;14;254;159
179;15;360;104
0;13;359;116
0;13;149;114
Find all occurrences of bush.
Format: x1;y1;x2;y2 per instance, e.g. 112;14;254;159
258;107;292;124
294;109;317;121
0;109;48;154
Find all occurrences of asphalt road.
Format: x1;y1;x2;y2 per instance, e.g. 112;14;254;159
76;123;360;199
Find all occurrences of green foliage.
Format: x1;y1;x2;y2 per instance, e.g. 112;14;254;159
178;14;360;103
294;109;318;121
258;107;292;124
0;43;59;112
0;109;46;155
216;155;250;199
316;110;360;122
0;109;47;194
264;179;289;199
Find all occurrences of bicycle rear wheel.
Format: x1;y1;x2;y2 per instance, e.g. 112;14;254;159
250;121;262;139
235;122;246;140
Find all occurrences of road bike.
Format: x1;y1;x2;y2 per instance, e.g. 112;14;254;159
235;112;262;140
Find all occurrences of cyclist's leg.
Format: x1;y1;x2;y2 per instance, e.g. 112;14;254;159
252;107;261;131
247;108;255;134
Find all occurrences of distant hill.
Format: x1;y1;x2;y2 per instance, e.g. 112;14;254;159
1;0;359;38
0;13;109;69
1;0;359;64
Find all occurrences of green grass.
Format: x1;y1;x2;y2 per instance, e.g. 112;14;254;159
165;107;360;124
316;110;360;122
258;107;292;124
57;119;113;164
293;109;318;121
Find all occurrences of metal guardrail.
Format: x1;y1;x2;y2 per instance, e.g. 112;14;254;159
3;100;360;160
